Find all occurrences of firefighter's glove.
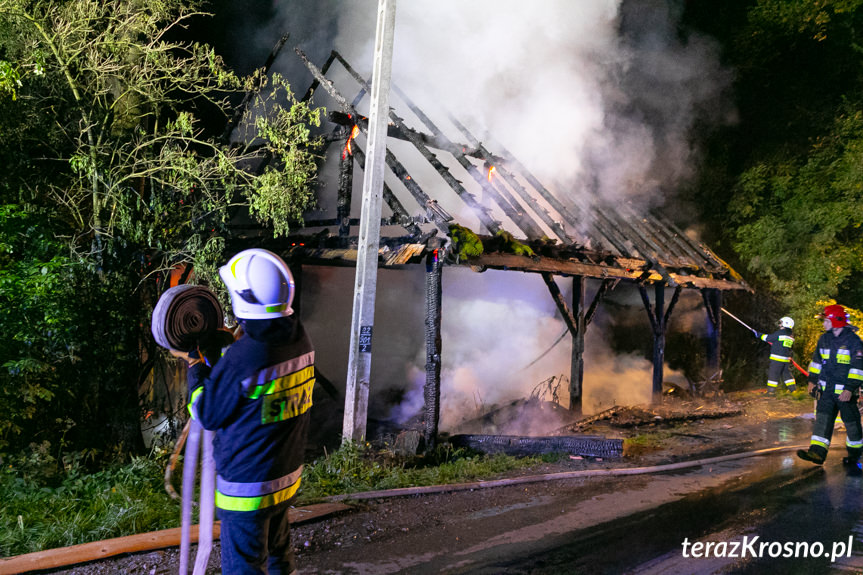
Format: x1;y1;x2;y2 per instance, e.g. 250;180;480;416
808;382;821;400
839;389;853;403
197;328;235;367
169;348;203;367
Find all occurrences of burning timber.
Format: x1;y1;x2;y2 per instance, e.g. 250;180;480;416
225;43;753;450
555;403;745;434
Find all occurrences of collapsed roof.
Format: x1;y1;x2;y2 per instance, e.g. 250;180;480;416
247;46;749;294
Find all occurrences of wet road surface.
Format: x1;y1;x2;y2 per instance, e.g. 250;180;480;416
298;419;863;574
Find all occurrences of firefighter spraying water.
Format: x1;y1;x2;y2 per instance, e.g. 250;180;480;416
721;308;807;392
754;315;797;394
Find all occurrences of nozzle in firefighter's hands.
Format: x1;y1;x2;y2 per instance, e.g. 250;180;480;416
808;382;821;400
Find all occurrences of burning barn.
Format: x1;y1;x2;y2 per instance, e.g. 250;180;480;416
224;42;751;452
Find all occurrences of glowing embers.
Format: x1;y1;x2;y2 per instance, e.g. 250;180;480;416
487;165;496;182
342;124;360;160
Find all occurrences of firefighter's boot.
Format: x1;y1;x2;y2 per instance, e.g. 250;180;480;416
786;384;797;393
842;446;862;467
797;447;826;465
844;455;863;476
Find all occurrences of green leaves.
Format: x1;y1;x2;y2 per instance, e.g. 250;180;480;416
729;106;863;346
0;60;22;99
447;224;484;258
0;1;323;458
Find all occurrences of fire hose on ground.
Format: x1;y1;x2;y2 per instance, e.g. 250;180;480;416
0;445;808;574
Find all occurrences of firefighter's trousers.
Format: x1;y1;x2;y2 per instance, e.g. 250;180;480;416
809;392;863;461
767;359;795;390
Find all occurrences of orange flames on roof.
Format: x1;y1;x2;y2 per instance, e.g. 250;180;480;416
342;125;360;160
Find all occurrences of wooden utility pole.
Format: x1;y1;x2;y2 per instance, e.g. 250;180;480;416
343;0;397;443
702;288;722;376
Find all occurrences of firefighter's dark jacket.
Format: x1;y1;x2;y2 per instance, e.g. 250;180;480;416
807;327;863;394
186;316;314;512
757;327;794;361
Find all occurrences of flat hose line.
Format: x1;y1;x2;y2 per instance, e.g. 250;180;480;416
0;444;809;574
151;284;223;352
326;443;810;501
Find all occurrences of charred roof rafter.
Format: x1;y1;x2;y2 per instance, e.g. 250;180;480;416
282;47;748;293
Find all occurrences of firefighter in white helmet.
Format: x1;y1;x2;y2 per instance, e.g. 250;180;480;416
175;248;315;573
753;316;797;395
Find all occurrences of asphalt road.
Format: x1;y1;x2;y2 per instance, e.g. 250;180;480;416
294;451;863;574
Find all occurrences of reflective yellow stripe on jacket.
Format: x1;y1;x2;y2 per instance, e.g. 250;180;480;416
215;467;303;511
241;352;315;425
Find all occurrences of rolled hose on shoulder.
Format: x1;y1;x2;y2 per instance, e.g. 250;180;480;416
151;284;224;352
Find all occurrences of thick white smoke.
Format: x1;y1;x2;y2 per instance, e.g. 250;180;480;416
390;1;617;188
263;1;732;430
317;1;732;207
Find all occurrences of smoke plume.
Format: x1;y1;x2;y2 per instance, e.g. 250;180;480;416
230;1;733;431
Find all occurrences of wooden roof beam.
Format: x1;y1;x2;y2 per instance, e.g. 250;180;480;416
445;114;571;244
389;85;547;241
321;52;503;235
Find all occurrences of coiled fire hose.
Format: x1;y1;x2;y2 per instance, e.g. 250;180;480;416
151;284;224;575
151;284;224;352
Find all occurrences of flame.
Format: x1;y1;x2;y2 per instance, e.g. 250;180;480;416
342;125;360;159
487;165;496;182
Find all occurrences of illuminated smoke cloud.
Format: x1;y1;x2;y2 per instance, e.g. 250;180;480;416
381;269;689;430
251;1;731;431
390;1;730;209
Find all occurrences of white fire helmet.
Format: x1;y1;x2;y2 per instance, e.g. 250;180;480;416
779;316;794;329
219;249;294;320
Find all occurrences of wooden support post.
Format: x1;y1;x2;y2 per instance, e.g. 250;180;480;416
570;276;586;412
542;275;617;412
702;288;722;377
541;273;578;336
423;247;443;450
652;285;666;399
639;284;682;400
337;142;354;239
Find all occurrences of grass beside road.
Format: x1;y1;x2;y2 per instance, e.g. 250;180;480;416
0;447;180;558
0;441;554;557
